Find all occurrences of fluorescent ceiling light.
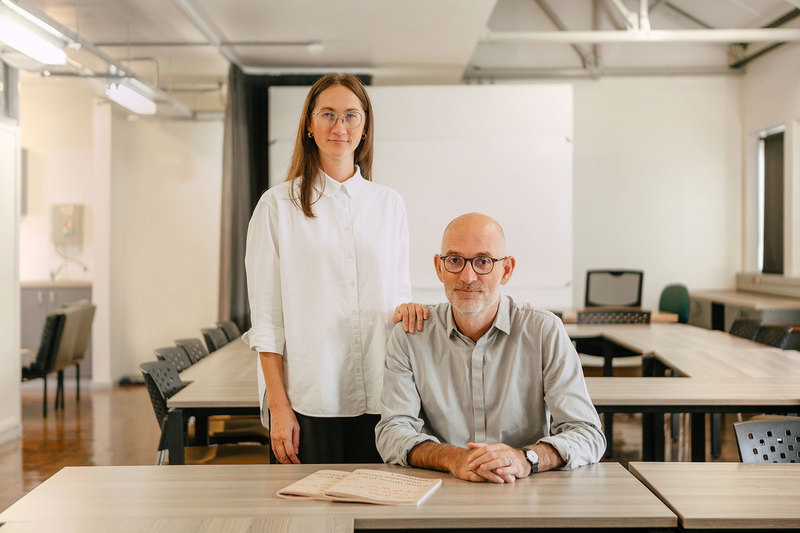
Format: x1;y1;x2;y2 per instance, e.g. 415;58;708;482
0;4;67;65
105;82;157;115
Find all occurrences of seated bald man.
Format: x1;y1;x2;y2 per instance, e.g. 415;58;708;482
375;213;605;484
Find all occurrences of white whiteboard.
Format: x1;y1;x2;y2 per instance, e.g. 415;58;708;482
269;85;573;306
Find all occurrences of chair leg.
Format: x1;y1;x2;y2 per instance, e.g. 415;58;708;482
604;413;614;458
76;363;80;402
157;449;166;466
711;413;721;458
42;377;47;418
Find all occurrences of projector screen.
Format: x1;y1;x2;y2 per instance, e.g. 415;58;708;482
269;84;573;307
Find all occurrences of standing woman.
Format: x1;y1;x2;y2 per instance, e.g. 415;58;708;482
245;74;426;464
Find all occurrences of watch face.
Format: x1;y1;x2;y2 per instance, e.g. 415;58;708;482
525;449;539;473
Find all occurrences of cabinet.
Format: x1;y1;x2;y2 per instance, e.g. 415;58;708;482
21;281;92;378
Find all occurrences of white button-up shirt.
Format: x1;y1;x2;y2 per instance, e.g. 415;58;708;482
244;168;411;421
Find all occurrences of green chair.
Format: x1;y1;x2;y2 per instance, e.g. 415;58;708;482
658;284;689;323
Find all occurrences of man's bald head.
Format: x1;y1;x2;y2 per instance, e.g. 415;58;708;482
441;213;507;257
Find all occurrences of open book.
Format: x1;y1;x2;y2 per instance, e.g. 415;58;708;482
277;469;442;506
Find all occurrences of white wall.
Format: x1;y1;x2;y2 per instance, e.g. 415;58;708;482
109;116;223;381
19;81;96;281
19;77;224;385
741;44;800;277
0;118;22;445
570;76;743;309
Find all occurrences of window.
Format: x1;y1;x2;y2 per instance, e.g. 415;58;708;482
758;129;784;274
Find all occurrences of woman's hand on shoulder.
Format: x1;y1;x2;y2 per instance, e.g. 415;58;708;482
393;303;430;333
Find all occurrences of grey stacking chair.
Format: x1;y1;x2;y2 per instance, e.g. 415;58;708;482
201;327;229;353
154;346;193;373
216;320;242;342
734;417;800;463
175;338;209;364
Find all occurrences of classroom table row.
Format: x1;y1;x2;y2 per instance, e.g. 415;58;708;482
166;322;800;464
1;462;798;531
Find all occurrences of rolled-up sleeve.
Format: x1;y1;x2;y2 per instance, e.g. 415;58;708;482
375;324;439;465
538;323;606;468
244;195;285;355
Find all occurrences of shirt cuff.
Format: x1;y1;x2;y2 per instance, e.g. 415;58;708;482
243;327;285;355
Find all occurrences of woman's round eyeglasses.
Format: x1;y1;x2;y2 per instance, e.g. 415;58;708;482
440;255;507;275
311;110;364;129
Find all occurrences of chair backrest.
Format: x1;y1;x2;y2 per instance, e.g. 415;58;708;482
216;320;242;342
62;300;96;363
51;306;84;372
729;318;762;340
154;346;193;373
577;309;651;325
175;338;209;364
734;417;800;463
30;313;66;374
140;361;184;426
658;284;689;324
585;270;644;308
753;324;800;350
200;327;229;353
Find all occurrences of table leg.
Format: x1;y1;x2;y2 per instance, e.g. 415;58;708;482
691;412;706;462
167;409;185;465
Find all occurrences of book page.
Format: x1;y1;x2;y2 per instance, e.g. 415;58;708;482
276;470;350;500
323;469;442;505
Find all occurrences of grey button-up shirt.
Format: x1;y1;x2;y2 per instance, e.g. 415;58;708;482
376;295;606;469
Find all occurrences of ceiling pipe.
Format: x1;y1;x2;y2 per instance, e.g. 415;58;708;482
171;0;241;68
481;28;800;44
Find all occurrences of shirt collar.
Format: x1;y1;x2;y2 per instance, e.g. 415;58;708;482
318;166;366;198
446;293;511;339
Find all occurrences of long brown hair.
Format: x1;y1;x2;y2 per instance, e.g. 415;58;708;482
286;73;374;218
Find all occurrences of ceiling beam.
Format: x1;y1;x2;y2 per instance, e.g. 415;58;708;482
171;0;240;68
481;28;800;44
533;0;592;68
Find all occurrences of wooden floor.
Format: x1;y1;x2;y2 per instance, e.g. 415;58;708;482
0;376;744;513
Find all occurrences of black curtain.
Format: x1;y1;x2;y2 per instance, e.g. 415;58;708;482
218;66;372;332
762;132;784;275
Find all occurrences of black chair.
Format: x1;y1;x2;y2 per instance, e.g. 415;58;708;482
154;346;193;373
729;318;762;340
576;309;650;459
201;327;229;353
175;338;209;364
734;417;800;463
21;313;65;417
585;270;643;308
753;324;800;350
216;320;242;342
140;361;187;465
577;309;651;325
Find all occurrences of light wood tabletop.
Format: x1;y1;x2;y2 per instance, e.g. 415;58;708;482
0;463;676;530
691;289;800;310
650;346;800;378
0;516;353;533
586;377;800;409
629;462;800;530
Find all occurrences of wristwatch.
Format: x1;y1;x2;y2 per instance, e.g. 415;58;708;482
523;448;539;475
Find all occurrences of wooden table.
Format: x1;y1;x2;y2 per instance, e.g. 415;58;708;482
690;289;800;331
167;325;800;464
587;377;800;461
0;463;677;531
629;462;800;530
